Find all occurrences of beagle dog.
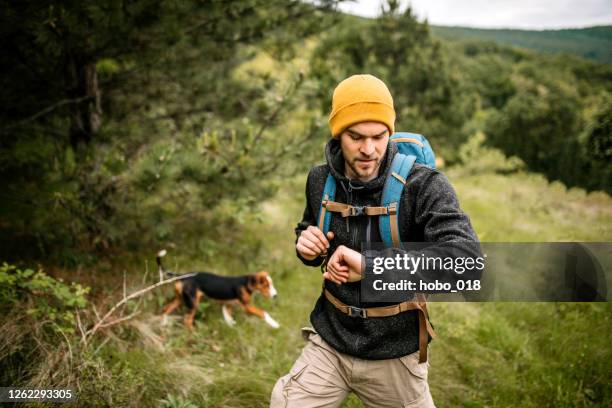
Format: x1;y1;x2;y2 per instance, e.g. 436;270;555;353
158;250;280;329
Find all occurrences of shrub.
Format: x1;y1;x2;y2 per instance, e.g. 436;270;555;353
0;262;89;334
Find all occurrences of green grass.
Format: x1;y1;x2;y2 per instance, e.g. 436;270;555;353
448;168;611;242
90;167;611;407
4;163;611;407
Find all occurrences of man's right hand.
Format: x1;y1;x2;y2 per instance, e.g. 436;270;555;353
296;226;334;261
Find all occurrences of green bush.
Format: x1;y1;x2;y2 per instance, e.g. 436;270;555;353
0;263;89;334
458;131;525;175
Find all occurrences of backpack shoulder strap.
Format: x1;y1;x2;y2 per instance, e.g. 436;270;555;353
317;172;336;234
379;153;417;247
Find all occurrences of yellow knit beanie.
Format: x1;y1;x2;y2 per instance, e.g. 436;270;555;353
328;74;396;138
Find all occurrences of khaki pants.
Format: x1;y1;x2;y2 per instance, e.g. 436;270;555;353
270;328;435;408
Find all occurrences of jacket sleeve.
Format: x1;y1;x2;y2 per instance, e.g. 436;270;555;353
295;169;325;267
364;169;482;284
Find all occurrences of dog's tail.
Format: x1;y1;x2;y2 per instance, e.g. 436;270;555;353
157;249;168;277
156;249;196;280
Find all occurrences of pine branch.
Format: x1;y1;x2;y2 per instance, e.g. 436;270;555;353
3;95;93;130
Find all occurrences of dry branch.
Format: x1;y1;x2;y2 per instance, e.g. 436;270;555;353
95;311;141;330
82;273;195;345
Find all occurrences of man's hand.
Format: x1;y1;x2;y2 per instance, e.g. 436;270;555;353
324;245;363;284
296;226;334;261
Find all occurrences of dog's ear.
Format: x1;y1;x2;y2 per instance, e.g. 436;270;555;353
255;271;269;286
247;275;257;288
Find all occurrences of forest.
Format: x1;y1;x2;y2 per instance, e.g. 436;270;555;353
431;25;612;64
0;1;610;407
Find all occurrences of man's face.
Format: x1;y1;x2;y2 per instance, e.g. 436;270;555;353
339;122;390;182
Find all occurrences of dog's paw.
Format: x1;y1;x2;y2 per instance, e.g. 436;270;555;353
264;312;280;329
222;306;236;326
161;314;168;326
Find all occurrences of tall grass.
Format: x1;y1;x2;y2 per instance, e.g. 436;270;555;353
2;157;611;407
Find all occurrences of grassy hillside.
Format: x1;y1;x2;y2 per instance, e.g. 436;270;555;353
149;163;607;407
431;25;612;64
8;152;608;407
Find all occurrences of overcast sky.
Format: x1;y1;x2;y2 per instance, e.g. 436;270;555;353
337;0;612;29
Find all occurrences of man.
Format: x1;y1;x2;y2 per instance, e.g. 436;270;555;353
270;74;479;407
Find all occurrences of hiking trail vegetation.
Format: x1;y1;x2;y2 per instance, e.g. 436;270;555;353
1;1;610;406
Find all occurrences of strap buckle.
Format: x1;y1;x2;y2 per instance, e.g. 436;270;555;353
350;206;366;216
348;305;367;318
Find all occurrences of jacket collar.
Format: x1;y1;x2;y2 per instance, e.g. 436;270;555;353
324;137;397;193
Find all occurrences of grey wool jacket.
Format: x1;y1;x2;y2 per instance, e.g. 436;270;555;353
295;138;480;360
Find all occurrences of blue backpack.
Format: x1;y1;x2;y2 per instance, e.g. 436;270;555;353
317;132;436;247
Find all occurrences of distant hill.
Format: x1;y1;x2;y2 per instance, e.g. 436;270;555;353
431;25;612;64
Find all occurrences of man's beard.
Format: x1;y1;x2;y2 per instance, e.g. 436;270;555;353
348;157;382;180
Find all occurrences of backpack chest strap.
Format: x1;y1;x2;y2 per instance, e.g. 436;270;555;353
323;200;396;217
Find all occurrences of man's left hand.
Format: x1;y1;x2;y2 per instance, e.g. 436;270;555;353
324;245;363;284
